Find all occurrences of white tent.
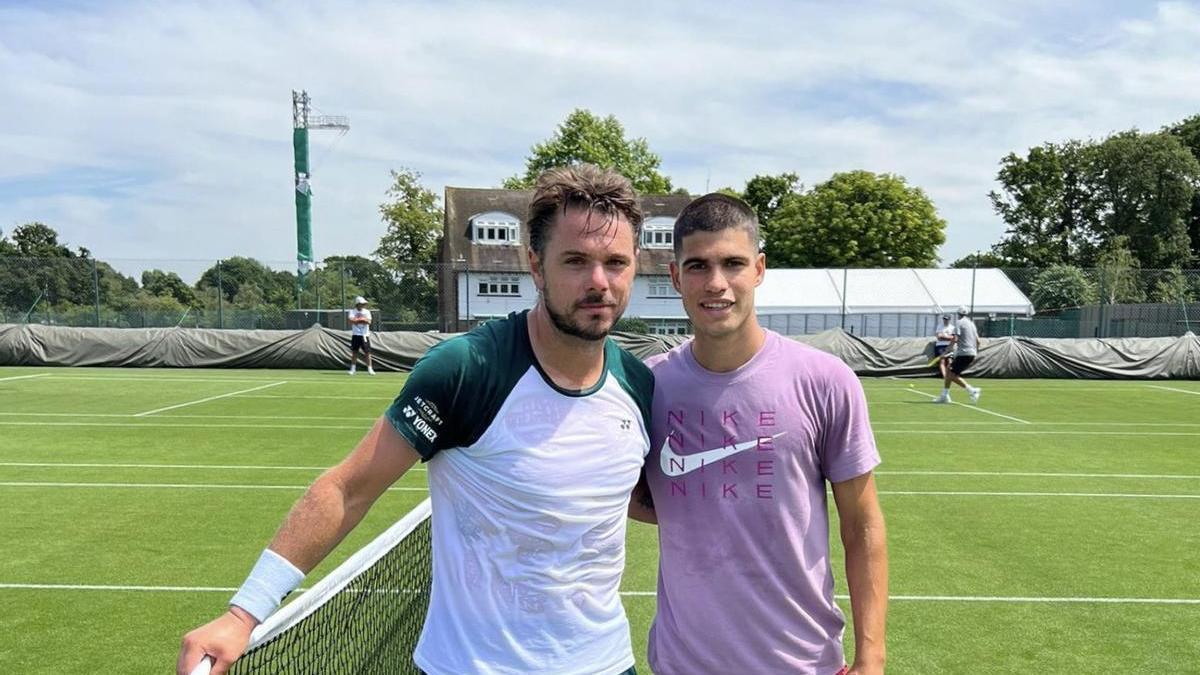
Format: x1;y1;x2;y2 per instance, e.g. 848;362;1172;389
757;268;1033;316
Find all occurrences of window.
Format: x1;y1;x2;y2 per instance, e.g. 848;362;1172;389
641;216;675;249
470;211;520;246
649;320;690;335
478;275;521;296
647;277;679;298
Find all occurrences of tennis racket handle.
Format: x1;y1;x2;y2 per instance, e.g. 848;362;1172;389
188;655;214;675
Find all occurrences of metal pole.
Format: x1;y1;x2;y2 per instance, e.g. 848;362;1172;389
92;259;101;327
339;261;347;329
216;260;224;329
840;268;848;330
969;262;977;316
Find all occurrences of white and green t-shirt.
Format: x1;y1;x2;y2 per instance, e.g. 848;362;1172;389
385;310;653;675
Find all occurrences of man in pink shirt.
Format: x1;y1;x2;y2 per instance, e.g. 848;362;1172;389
631;193;889;674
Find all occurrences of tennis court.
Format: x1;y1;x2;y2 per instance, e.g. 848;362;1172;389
1;367;1197;673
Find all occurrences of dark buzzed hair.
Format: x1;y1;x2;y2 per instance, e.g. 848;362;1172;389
673;193;760;256
526;164;644;258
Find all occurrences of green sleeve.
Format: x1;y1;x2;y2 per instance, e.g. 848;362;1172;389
608;341;654;433
384;337;478;460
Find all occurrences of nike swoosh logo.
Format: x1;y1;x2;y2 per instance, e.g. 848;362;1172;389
660;432;787;477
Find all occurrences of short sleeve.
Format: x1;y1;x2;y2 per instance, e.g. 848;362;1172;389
384;337;476;460
818;361;881;483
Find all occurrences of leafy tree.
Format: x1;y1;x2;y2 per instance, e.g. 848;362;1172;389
741;173;801;226
1090;131;1198;270
950;252;1012;269
375;168;444;323
989;141;1099;267
765;171;945;267
503;109;672;193
1150;269;1196;303
196;257;292;306
614;317;651;334
1029;264;1098;311
142;269;197;307
1094;236;1145;304
1166;114;1200;262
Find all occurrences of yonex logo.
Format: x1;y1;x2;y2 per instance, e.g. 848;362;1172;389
620;419;631;430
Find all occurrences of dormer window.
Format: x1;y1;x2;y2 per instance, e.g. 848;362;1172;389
641;216;675;249
470;211;520;246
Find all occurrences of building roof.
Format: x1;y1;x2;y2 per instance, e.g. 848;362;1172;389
756;268;1035;316
442;186;693;273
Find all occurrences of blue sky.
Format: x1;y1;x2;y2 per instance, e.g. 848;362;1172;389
2;0;1199;281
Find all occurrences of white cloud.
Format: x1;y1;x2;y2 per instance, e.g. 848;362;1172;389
2;0;1199;280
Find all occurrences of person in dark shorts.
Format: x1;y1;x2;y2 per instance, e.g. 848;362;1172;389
933;313;955;378
935;305;981;404
347;296;375;376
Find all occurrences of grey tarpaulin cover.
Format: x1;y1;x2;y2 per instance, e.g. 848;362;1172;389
1;324;1197;379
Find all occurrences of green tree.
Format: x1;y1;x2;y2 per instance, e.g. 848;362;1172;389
142;269;197;307
1150;269;1196;303
950;252;1012;269
1090;131;1198;270
503;109;673;193
1166;114;1200;263
741;173;801;226
1029;264;1098;311
375;168;444;324
989;141;1099;267
196;257;292;306
1094;236;1145;304
765;171;946;267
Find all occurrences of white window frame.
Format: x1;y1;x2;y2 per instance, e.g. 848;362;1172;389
647;276;679;298
649;319;690;335
477;274;521;297
641;216;675;250
471;212;520;246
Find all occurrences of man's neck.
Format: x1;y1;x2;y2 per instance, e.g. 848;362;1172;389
691;322;767;373
527;304;607;390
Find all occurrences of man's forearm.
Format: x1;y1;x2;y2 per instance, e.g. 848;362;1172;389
267;472;373;572
843;514;888;668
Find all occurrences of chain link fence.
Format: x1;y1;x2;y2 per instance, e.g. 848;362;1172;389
0;257;439;331
1;257;1196;338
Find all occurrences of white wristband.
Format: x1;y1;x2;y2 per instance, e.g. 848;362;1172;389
229;549;305;623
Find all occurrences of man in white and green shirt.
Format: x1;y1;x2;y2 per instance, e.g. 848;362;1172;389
179;165;652;675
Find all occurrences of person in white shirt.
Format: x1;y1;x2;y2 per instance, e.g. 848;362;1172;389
347;296;375;376
935;306;981;404
933;314;956;379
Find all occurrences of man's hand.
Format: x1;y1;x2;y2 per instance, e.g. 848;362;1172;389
177;606;258;675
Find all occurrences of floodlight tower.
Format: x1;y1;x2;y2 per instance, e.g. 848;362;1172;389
291;90;349;279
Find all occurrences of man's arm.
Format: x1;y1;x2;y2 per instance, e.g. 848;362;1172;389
177;417;421;675
627;469;657;524
831;471;888;675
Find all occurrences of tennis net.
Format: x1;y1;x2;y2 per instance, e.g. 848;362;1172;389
220;498;433;674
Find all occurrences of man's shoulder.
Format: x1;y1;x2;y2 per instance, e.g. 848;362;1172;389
773;334;860;385
644;339;692;374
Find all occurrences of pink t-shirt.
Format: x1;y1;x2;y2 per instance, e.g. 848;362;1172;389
644;330;880;675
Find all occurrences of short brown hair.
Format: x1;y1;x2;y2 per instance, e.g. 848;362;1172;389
526;164;644;257
673;193;759;257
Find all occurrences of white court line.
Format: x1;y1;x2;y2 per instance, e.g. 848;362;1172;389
877;470;1200;480
5;420;1199;436
0;374;51;382
133;382;288;417
907;389;1032;424
236;394;395;401
1;584;1196;605
1146;385;1200;396
0;412;378;422
877;490;1200;499
0;461;426;473
0;481;427;491
875;430;1200;436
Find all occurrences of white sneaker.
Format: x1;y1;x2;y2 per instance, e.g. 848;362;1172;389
348;368;356;376
367;368;376;376
969;387;981;403
934;393;951;404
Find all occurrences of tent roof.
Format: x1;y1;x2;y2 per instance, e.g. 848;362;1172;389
755;268;1034;316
